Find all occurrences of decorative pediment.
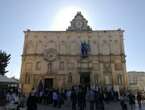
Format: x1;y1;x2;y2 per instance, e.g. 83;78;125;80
67;12;92;31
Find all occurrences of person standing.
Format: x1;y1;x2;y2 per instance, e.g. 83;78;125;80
128;92;135;110
120;94;128;110
96;90;104;110
78;86;86;110
66;89;72;107
52;90;58;107
137;91;142;110
86;88;95;110
27;92;37;110
71;87;77;110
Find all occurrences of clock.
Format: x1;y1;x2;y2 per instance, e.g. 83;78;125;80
75;20;83;29
43;48;57;62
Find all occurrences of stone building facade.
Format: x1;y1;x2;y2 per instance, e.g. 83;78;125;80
20;12;127;93
128;71;145;91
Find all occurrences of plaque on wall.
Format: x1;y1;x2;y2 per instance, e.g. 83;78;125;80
43;48;57;62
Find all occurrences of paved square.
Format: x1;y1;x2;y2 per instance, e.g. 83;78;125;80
37;101;145;110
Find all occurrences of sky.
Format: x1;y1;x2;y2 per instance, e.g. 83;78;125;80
0;0;145;78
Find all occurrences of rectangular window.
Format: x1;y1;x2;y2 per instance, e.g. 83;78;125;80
36;61;41;70
25;73;30;84
60;61;64;70
117;74;122;85
48;63;52;73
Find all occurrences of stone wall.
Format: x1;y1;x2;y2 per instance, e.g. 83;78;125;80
20;30;127;93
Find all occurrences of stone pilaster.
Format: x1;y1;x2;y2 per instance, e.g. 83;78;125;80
122;62;128;89
100;63;104;86
111;63;116;87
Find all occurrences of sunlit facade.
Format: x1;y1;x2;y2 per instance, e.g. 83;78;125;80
20;12;127;94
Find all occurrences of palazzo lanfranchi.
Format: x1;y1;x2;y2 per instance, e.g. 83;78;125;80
20;12;128;94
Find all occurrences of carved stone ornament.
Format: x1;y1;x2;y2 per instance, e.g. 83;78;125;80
103;63;112;73
43;48;57;62
67;11;92;31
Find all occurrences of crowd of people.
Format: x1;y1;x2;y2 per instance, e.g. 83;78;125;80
4;89;26;110
26;85;143;110
2;85;144;110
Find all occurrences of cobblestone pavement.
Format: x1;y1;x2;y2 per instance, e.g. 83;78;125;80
0;101;145;110
38;101;145;110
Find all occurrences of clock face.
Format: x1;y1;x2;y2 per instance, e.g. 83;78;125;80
75;20;83;29
43;48;57;62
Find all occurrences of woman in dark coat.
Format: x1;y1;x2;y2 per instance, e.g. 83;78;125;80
27;92;37;110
